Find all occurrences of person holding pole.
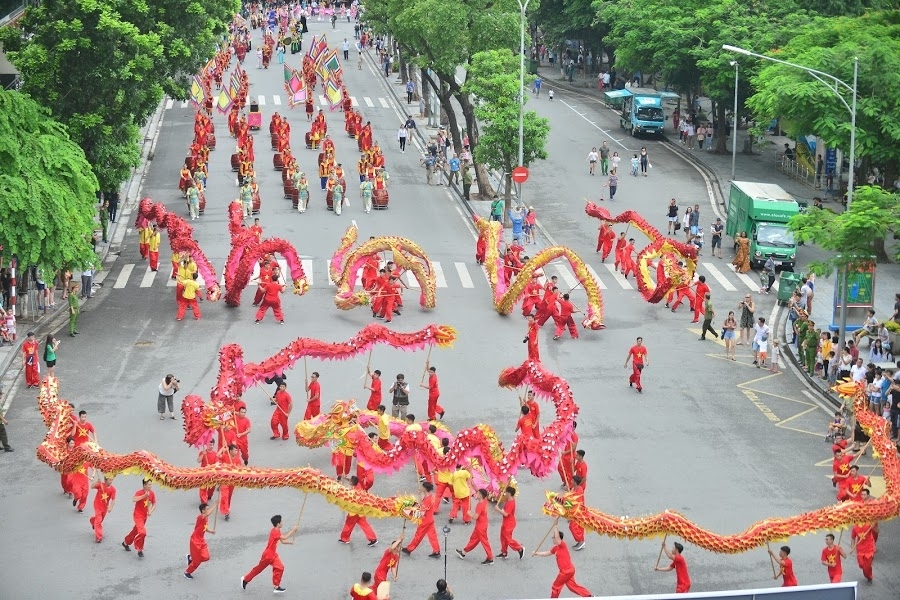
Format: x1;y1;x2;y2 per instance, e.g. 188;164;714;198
401;481;441;558
420;362;445;421
821;533;846;583
184;501;217;578
768;545;797;586
372;533;403;593
494;486;524;559
655;540;691;593
241;514;299;593
532;524;592;598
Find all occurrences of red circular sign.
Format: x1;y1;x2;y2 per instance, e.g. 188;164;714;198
511;166;529;183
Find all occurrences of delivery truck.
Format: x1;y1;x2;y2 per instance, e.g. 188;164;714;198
726;181;800;270
603;89;678;137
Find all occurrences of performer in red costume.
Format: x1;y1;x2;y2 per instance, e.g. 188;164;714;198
197;442;217;503
532;526;592;598
567;475;587;550
597;223;616;261
349;573;377;600
557;421;578;489
850;522;876;583
655;541;692;593
241;515;299;593
525;314;540;361
613;232;627;271
218;444;240;521
820;532;846;583
122;479;156;557
624;336;648;393
691;275;710;323
455;489;494;564
234;404;251;465
339;476;378;545
89;474;116;542
365;368;383;411
620;238;636;279
521;275;543;317
495;486;524;559
255;271;286;324
552;293;580;340
270;382;292;440
420;362;445;420
184;502;216;578
22;331;40;387
373;534;403;591
305;372;321;419
402;481;441;557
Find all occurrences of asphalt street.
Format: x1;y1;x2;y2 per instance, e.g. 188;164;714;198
0;20;895;600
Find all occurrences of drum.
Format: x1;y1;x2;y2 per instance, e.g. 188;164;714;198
283;182;295;199
291;189;300;209
325;189;334;210
230;153;240;171
206;133;216;150
373;189;389;210
273;153;284;171
270;133;280;150
252;192;261;214
198;191;207;215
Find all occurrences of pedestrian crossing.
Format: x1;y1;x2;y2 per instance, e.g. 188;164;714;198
165;95;394;111
104;257;768;296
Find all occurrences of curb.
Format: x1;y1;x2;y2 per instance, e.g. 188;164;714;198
774;303;842;410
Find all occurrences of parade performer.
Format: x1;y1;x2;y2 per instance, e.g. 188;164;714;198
769;546;798;586
252;257;276;306
197;442;217;503
521;275;543;317
373;535;403;593
838;464;869;502
176;272;202;321
235;405;251;465
339;476;379;545
305;372;321;419
420;363;445;420
305;95;314;121
350;573;377;600
624;336;648;393
184;502;216;578
73;410;96;446
255;272;286;324
365;368;382;411
821;533;846;583
402;481;441;557
475;232;487;265
70;461;91;512
218;444;240;521
613;232;626;271
179;163;193;197
187;182;200;221
558;421;578;489
850;522;876;583
532;526;592;598
360;176;374;214
655;541;691;593
449;463;472;524
89;474;116;542
333;178;345;216
525;314;540;361
138;218;151;259
552;293;581;341
241;515;299;593
148;225;161;271
297;172;310;212
22;331;39;387
495;486;524;559
122;479;156;558
270;382;292;441
376;405;392;451
567;476;587;549
597;223;615;260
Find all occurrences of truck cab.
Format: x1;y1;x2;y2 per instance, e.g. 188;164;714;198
604;89;678;137
725;181;800;270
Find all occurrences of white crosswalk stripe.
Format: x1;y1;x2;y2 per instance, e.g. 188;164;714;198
552;263;579;290
379;97;390;108
272;95;282;105
114;264;135;289
257;95;266;106
432;262;447;288
350;96;359;107
734;270;762;292
302;259;314;287
165;98;175;110
602;262;634;290
455;262;474;288
585;265;607;290
140;267;157;288
700;262;737;292
364;96;375;107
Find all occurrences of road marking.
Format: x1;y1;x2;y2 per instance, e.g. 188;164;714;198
140;267;157;288
350;96;359;107
364;96;375;107
181;100;189;108
319;95;328;106
455;262;474;288
273;95;282;105
741;388;780;422
301;259;314;286
167;275;177;287
688;327;726;347
114;264;135;289
586;265;607;290
165;98;174;110
404;270;421;289
735;271;761;292
560;100;628;150
379;97;389;108
602;263;633;289
553;264;579;290
257;95;266;106
432;262;447;288
701;262;737;291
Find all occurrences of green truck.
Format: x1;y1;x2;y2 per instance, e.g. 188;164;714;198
726;181;800;270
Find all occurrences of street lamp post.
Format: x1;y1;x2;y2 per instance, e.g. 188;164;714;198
722;44;859;347
517;0;530;206
729;61;738;181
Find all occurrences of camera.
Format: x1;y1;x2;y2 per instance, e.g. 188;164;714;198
442;525;451;534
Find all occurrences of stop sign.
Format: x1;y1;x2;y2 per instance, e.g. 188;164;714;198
511;166;529;184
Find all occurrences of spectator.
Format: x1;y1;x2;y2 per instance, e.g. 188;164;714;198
508;206;525;244
427;579;453;600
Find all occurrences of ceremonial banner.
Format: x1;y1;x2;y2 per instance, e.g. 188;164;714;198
189;75;206;109
216;86;234;114
285;66;307;108
308;34;329;65
324;78;342;109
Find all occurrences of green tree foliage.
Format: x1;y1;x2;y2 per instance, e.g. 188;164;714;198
745;11;900;185
532;0;608;54
796;0;895;16
788;186;900;264
0;0;237;190
0;91;99;272
464;50;549;216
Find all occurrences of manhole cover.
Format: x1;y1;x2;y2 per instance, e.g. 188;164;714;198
134;340;155;347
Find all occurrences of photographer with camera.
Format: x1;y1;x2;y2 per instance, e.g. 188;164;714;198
158;374;180;420
388;374;410;419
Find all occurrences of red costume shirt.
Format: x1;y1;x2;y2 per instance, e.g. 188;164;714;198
275;390;292;414
92;482;116;510
550;540;575;573
821;545;842;574
502;498;516;527
671;554;691;590
374;548;398;581
367;377;382;410
307;380;321;402
516;414;536;437
133;490;156;521
262;527;281;559
350;583;377;600
427;373;440;399
780;557;797;586
191;514;209;544
74;420;95;446
852;524;875;555
419;493;437;523
473;498;488;530
628;345;647;364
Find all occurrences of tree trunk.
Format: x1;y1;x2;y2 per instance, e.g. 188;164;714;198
714;101;728;154
420;67;432;120
453;87;492;199
398;47;408;85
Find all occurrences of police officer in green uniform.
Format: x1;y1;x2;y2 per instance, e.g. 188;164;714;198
68;283;80;336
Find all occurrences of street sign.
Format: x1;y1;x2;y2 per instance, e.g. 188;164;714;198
511;166;529;184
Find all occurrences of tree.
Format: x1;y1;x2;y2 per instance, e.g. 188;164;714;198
788;186;900;264
0;91;99;274
464;50;549;219
745;11;900;185
0;0;236;189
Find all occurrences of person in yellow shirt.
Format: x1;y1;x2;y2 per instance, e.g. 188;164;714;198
449;464;472;524
420;424;442;484
177;272;202;321
376;405;391;451
170;251;184;280
433;446;453;512
138;224;151;260
148;225;161;272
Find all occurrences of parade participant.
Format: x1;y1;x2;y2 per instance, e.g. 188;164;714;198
495;486;524;559
420;362;445;420
305;372;321;419
502;248;521;286
521;390;541;437
297;172;310;213
361;254;380;291
691;275;710;324
179;163;193;197
122;479;156;558
373;534;403;592
838;465;869;502
769;545;797;586
552;293;581;341
613;232;627;271
184;502;217;578
70;461;92;512
515;405;537;440
535;277;559;325
333;177;345;216
831;447;855;488
350;572;377;600
357;438;376;491
147;224;161;271
252;256;276;306
241;514;299;593
572;451;587;488
235;405;251;465
655;541;691;593
59;437;75;496
89;474;116;542
449;463;473;524
376;405;392;450
624;336;648;393
558;421;578;489
620;238;637;279
567;475;587;550
365;368;383;411
187;181;200;220
666;265;695;312
255;271;286;324
176;272;202;321
270;382;292;441
360;176;374;213
138;219;151;259
73;410;96;446
241;180;254;218
378;276;402;323
22;331;40;387
314;109;327;134
434;447;454;510
305;95;314;121
597;223;616;261
849;520;876;583
197;442;217;503
525;314;540;361
170;251;183;280
218;444;240;521
339;476;379;546
821;533;846;583
402;481;441;557
455;489;494;564
249;218;263;240
521;275;543;317
532;526;592;598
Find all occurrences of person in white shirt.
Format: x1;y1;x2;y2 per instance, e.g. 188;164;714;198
587;148;599;175
850;358;867;382
852;308;879;346
753;317;769;366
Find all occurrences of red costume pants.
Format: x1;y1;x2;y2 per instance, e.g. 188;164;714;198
90;508;108;541
271;409;289;439
857;552;874;580
463;526;493;560
378;437;392;451
568;520;585;543
406;520;440;553
550;570;592;598
304;401;320;420
558;459;574;488
380;294;398;322
340;514;377;542
333;454;352;478
199;486;215;504
668;288;693;310
185;540;210;574
149;251;160;271
177;297;201;320
629;363;644;391
25;360;39;387
70;476;89;511
219;485;233;516
139;243;149;259
553;315;579;339
499;523;522;554
253;287;266;305
434;482;452;509
237;440;249;465
244;555;284;587
124;517;148;551
427;396;444;420
256;299;284;322
450;496;470;522
827;566;842;583
522;297;540;317
599;238;614;261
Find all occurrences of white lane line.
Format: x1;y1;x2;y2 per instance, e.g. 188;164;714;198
139;267;157;288
701;262;737;292
455;262;474;288
586;265;607;290
432;262;447;288
167;275;177;287
180;100;189;108
113;264;135;289
319;95;328;106
560;100;628;150
379;97;389;108
404;270;421;289
603;262;633;289
364;96;375;107
350;96;359;107
301;259;313;286
554;264;579;290
735;270;761;292
257;95;266;106
273;95;282;105
165;98;174;110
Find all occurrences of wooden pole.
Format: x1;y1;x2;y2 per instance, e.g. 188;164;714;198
655;534;668;569
363;347;373;389
851;440;872;466
304;357;309;384
766;542;778;578
394;519;407;581
420;344;433;385
837;529;844;547
533;517;560;554
211;490;220;531
290;492;309;540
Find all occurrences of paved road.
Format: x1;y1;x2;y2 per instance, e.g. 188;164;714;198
0;21;894;600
